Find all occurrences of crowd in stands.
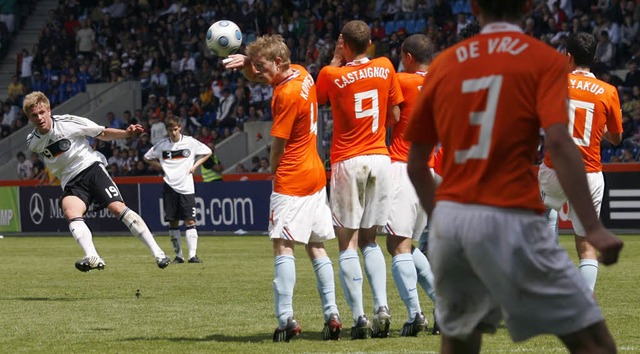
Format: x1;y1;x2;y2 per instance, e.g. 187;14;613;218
5;0;640;179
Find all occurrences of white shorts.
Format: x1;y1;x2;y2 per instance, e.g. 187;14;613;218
268;187;335;244
330;155;391;229
538;163;604;236
383;162;429;239
429;201;603;342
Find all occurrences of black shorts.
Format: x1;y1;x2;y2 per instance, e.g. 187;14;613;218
62;162;124;211
163;183;196;222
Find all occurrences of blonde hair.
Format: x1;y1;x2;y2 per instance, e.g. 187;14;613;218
246;35;291;71
22;91;50;116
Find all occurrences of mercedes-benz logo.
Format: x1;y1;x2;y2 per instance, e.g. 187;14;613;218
29;193;44;225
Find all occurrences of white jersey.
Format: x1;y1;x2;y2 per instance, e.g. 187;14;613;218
150;121;167;145
26;114;106;189
144;135;211;194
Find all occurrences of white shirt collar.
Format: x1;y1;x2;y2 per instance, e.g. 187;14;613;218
346;57;370;66
571;69;596;78
480;22;524;34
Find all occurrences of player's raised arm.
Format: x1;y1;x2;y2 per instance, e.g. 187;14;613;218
223;54;267;83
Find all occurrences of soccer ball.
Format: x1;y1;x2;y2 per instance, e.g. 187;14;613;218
206;20;243;58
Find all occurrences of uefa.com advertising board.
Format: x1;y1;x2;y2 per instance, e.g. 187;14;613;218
0;180;272;234
0;172;638;235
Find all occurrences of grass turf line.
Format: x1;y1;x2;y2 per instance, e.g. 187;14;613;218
0;235;638;353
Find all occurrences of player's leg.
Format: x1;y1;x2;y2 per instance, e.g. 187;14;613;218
163;184;184;262
307;242;341;340
557;321;616;353
108;201;170;268
184;220;201;263
336;226;369;338
331;159;369;338
61;193;104;272
359;155;392;338
441;331;483;354
574;236;599;292
546;208;559;238
179;193;200;263
168;220;183;263
90;164;168;268
272;238;300;342
387;234;425;336
568;172;605;292
307;187;342;340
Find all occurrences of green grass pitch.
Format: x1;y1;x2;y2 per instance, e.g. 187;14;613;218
0;234;638;353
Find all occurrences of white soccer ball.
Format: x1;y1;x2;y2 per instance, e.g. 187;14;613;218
206;20;243;58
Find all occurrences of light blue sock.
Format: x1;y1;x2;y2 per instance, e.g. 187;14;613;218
392;253;421;322
339;249;365;322
546;208;559;239
362;242;387;311
412;247;436;302
579;259;598;292
312;256;339;321
273;255;296;328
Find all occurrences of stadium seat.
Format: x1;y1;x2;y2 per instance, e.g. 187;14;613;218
406;20;417;34
394;20;406;32
416;18;427;32
601;148;614;162
385;21;394;35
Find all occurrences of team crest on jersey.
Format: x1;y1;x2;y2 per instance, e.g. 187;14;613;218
43;138;71;158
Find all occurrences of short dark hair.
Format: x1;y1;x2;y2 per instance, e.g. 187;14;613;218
567;32;597;67
341;20;371;54
476;0;527;21
401;34;434;64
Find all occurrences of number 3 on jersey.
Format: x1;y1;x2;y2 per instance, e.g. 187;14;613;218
454;75;502;164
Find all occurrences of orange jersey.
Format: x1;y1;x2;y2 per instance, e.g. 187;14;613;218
316;57;403;163
391;71;430;165
543;71;623;172
270;64;326;196
433;147;443;175
405;23;569;213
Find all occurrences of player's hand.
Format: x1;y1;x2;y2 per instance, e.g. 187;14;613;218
585;226;623;265
330;34;346;67
126;124;145;137
223;54;249;70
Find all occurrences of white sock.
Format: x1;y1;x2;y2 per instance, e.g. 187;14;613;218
185;226;198;259
119;207;165;258
69;218;99;257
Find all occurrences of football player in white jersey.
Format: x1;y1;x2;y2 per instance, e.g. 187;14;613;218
24;91;171;272
144;116;211;264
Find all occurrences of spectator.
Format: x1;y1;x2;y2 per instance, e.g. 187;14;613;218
235;162;248;173
30;152;46;181
1;100;18;132
150;65;168;97
7;75;24;102
216;87;236;130
16;151;33;180
149;114;168;145
19;48;33;90
106;111;125;129
136;132;154;160
107;146;125;170
75;19;95;59
257;157;271;173
250;155;260;172
593;30;616;72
